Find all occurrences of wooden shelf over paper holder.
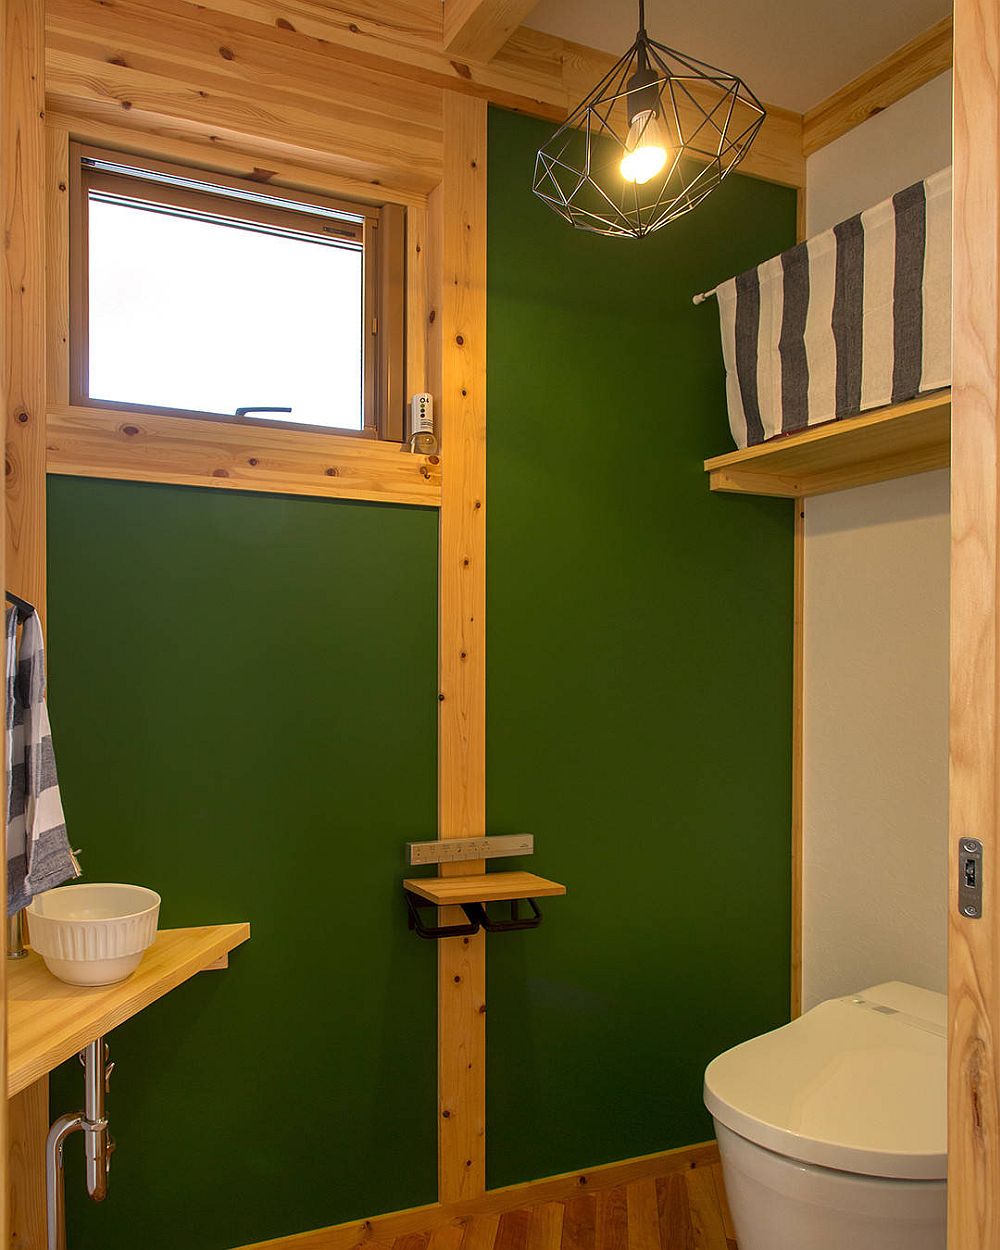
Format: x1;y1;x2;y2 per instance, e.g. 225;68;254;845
403;872;566;940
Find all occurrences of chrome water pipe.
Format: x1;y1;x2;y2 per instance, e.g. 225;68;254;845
8;907;28;959
46;1037;114;1250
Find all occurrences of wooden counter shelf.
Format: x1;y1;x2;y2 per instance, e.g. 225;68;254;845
403;871;566;907
704;390;951;498
7;922;250;1097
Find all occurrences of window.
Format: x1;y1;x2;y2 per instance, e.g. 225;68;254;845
70;146;405;440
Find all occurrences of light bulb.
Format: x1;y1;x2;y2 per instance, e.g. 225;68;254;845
620;110;669;184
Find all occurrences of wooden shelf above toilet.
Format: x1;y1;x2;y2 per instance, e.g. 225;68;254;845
703;390;951;498
402;871;566;907
7;922;250;1097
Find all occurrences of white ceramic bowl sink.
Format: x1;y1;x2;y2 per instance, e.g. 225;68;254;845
26;883;160;986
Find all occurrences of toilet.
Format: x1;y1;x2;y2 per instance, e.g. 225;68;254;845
704;981;946;1250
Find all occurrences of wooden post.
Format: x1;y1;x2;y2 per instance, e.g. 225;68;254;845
950;0;1000;1245
4;0;48;1243
3;0;47;618
434;93;488;1203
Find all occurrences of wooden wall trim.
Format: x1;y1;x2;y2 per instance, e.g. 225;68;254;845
232;1140;721;1250
803;16;953;157
443;0;543;63
790;499;804;1019
434;93;488;1204
46;406;442;507
4;0;48;622
950;0;1000;1245
4;1;47;1242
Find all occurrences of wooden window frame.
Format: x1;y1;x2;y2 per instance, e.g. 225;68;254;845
69;143;406;442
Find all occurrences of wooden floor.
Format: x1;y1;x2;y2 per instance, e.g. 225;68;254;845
384;1166;737;1250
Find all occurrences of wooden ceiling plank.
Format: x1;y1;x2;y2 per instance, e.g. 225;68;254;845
46;0;444;131
443;0;543;62
45;46;443;190
803;15;953;156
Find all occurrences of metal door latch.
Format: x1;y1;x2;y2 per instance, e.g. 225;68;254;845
958;838;983;919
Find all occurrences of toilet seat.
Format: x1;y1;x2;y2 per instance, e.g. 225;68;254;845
704;981;946;1181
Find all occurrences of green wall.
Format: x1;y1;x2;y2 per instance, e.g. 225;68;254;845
47;478;439;1249
43;107;795;1247
485;107;797;1186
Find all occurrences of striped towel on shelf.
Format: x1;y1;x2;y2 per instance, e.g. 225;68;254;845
6;606;80;915
711;167;952;449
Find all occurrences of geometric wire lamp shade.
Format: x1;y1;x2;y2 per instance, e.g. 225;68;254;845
532;0;766;239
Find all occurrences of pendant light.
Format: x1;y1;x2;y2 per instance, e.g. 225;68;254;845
532;0;766;239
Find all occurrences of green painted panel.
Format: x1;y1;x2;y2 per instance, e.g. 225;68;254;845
485;107;796;1186
46;477;439;1249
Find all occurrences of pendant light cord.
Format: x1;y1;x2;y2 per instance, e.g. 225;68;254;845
638;0;646;36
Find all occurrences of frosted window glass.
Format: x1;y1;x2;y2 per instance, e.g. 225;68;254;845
87;198;364;429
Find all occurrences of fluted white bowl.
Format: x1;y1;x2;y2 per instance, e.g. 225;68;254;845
27;883;160;986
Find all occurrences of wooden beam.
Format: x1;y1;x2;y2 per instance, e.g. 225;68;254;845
46;406;442;508
803;16;953;156
443;0;542;62
434;93;488;1204
950;0;1000;1245
4;0;47;621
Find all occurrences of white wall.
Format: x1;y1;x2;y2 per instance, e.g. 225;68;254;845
801;74;952;1010
806;71;953;235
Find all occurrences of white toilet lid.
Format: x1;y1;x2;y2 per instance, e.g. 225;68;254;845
703;981;946;1181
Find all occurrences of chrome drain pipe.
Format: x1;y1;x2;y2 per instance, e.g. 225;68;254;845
46;1037;115;1250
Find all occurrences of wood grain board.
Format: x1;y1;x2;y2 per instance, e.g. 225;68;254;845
443;0;546;62
4;0;48;625
46;404;442;507
949;0;1000;1245
404;873;566;906
38;0;806;193
232;1141;731;1250
704;391;951;499
8;923;249;1097
435;93;489;1204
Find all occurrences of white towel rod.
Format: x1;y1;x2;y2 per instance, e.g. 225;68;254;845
692;289;718;305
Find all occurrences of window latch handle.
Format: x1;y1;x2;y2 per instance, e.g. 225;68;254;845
234;406;292;418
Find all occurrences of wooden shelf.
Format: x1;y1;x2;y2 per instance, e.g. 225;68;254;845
703;390;951;498
7;922;250;1098
403;871;566;907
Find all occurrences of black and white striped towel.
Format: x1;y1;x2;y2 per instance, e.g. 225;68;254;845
712;167;951;449
6;606;79;914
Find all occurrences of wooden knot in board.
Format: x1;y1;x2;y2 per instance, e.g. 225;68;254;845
219;45;235;60
451;61;472;79
212;468;230;478
349;22;360;32
247;457;259;466
429;455;440;465
325;467;338;477
455;335;465;346
442;1109;451;1118
120;424;140;437
15;411;29;424
275;16;295;30
121;100;133;110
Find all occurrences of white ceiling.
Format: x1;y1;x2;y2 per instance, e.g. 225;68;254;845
524;0;951;113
